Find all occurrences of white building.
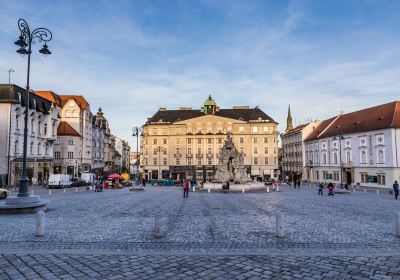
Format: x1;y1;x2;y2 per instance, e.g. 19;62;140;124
0;85;60;185
59;95;93;173
304;101;400;189
92;108;106;177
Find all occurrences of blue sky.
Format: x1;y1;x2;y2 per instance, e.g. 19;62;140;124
1;0;400;147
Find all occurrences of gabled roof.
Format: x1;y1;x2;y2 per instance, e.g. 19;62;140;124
34;91;61;106
305;101;400;141
57;121;81;137
283;123;308;136
60;95;89;110
146;107;276;124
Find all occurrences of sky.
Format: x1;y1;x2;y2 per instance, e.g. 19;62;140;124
1;0;400;148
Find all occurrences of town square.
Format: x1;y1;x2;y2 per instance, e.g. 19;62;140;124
1;0;400;279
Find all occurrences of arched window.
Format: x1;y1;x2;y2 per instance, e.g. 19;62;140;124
333;153;338;164
322;153;327;164
44;143;48;155
31;119;35;134
361;151;366;164
346;152;351;163
37;143;41;155
16;114;20;130
30;142;34;155
378;150;384;163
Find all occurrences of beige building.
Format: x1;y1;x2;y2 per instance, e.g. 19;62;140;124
280;106;321;182
140;96;279;181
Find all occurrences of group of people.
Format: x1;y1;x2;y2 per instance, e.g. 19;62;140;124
318;182;335;195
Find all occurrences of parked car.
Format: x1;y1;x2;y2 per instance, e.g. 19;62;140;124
48;174;72;188
0;188;8;199
71;178;87;187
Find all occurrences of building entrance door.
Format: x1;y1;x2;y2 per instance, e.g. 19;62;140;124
346;171;352;185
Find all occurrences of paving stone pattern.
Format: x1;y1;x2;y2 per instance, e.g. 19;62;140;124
1;185;400;279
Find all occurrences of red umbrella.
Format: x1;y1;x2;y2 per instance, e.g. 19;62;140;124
108;173;122;179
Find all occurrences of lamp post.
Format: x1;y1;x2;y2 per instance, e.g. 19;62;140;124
333;130;345;189
132;126;143;185
155;146;165;180
8;68;14;84
15;19;52;196
4;19;52;209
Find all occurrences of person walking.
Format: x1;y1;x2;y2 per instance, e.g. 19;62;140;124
393;181;399;200
318;183;324;195
226;181;230;194
183;179;189;198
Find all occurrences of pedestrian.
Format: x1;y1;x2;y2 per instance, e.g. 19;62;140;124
226;181;230;193
318;183;324;195
393;181;399;200
297;180;301;189
142;178;146;187
183;179;189;198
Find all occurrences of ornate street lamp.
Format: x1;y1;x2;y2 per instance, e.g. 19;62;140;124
6;19;52;209
132;126;143;185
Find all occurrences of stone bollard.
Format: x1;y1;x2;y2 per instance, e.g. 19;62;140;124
154;213;163;239
75;187;78;193
364;189;367;193
353;188;355;193
276;212;285;238
242;188;245;194
396;212;400;237
377;189;380;195
35;211;45;237
208;187;210;193
267;186;270;193
63;188;66;193
193;186;195;192
48;189;52;195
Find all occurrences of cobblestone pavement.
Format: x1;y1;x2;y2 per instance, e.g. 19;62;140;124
1;185;400;279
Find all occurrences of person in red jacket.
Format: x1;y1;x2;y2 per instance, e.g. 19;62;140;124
183;179;189;198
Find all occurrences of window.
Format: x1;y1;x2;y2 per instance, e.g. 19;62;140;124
315;171;319;180
254;158;258;165
264;137;268;144
187;147;192;154
378;149;384;163
333;172;339;181
197;158;202;165
377;174;386;185
264;147;268;154
208;158;212;165
68;152;74;159
254;147;258;154
197;139;202;144
153;158;157;165
68;138;74;145
253;138;258;144
163;139;167;145
187;158;192;165
31;119;35;134
252;127;258;133
14;140;19;154
30;142;34;155
346;152;351;163
43;123;47;135
240;147;244;154
16;115;20;130
218;138;222;144
187;139;192;144
207;147;212;154
322;153;327;164
333;153;338;164
163;149;167;155
264;157;268;164
37;143;41;155
239;138;244;144
263;127;269;133
176;158;180;165
153;149;157;155
361;173;368;183
197;147;201;154
361;151;366;164
153;139;157;145
54;151;60;159
207;138;212;144
239;127;244;133
163;158;167;165
65;110;71;117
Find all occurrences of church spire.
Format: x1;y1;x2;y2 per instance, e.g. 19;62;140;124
286;105;293;133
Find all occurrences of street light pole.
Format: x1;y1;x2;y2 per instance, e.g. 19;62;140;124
15;19;52;198
8;68;14;84
132;126;143;185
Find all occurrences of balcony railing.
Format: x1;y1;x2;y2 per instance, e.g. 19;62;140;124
186;153;193;158
196;153;203;158
174;153;182;158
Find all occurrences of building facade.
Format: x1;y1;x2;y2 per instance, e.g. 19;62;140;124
92;108;105;177
280;106;321;182
140;96;279;181
304;101;400;189
0;85;60;185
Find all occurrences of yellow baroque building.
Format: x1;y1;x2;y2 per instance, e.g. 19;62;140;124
140;96;279;181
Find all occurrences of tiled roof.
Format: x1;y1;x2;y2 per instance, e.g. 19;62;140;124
305;101;400;141
34;91;61;106
60;95;89;110
57;121;81;137
146;107;276;124
283;123;309;135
